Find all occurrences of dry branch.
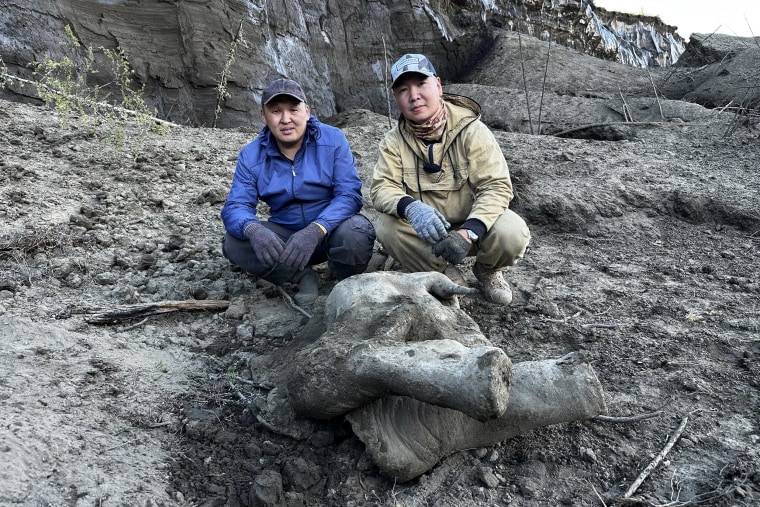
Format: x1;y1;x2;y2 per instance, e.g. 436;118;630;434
517;25;534;134
646;68;666;120
595;409;663;423
551;121;677;138
85;299;230;324
622;415;690;500
275;286;312;318
618;88;633;122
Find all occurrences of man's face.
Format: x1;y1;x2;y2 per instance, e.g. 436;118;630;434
260;97;311;150
393;74;443;124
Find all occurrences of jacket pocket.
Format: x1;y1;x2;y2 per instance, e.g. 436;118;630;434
402;159;469;197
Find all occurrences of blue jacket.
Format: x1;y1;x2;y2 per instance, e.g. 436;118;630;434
222;115;363;239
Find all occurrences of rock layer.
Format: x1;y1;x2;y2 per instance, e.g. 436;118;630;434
0;0;683;128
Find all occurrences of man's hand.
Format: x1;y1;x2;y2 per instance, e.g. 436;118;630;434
244;222;285;268
405;200;450;244
432;230;472;265
280;222;325;271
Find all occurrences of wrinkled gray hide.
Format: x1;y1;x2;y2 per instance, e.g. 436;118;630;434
283;272;607;481
286;272;511;422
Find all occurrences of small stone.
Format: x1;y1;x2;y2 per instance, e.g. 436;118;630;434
477;467;500;488
65;273;83;288
472;447;488;459
94;272;117;285
580;447;597;463
225;300;247;320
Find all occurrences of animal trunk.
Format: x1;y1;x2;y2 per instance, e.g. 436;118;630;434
346;352;607;482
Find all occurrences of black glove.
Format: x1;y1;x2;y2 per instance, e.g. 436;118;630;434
244;222;285;268
280;222;325;271
432;231;472;265
405;200;450;245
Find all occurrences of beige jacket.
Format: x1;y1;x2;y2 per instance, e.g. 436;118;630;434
370;94;513;230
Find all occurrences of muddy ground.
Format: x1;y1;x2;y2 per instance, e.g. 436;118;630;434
1;50;759;506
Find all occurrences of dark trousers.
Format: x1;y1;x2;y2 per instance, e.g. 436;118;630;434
222;214;376;284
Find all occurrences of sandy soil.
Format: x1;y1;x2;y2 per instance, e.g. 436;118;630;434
1;79;758;507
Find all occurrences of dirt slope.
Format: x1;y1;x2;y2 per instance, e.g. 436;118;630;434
0;86;758;506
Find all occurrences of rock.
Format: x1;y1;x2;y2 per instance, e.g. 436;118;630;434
224;299;247;320
477;467;501;488
0;0;684;128
662;34;760;108
250;470;286;507
676;33;760;66
282;457;322;492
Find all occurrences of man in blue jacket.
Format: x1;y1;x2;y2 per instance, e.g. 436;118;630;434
221;78;375;305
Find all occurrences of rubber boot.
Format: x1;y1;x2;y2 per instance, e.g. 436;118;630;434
293;267;320;306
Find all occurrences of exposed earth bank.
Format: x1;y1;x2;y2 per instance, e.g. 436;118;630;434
1;35;759;507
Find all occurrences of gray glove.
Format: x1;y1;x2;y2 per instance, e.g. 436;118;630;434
405;200;450;244
432;231;472;265
280;223;324;271
244;222;285;268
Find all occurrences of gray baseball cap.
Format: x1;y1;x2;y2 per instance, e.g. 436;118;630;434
390;54;437;87
261;78;307;106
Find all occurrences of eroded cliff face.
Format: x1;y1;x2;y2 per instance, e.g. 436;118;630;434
0;0;684;128
485;1;683;68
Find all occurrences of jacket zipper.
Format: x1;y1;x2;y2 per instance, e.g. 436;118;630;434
290;159;306;227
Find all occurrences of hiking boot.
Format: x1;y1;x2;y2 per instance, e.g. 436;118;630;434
473;263;513;305
443;264;468;287
294;268;320;306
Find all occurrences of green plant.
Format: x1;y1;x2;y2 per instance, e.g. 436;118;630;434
213;19;247;128
0;56;9;88
27;25;171;150
32;26;94;119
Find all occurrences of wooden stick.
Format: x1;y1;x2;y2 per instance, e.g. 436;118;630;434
596;410;663;423
591;483;608;507
85;299;230;324
622;415;690;499
647;67;666;120
552;121;680;138
275;286;312;318
582;323;618;330
117;317;150;332
517;25;534;134
618;87;633;122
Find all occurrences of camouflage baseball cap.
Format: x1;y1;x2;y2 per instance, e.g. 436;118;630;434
390;54;437;87
261;78;307;106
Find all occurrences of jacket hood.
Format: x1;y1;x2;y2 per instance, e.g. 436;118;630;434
442;93;481;118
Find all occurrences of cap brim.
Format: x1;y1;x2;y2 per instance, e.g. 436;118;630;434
391;70;436;87
263;93;305;105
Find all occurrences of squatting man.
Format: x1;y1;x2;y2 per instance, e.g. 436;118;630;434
370;54;531;304
221;78;375;304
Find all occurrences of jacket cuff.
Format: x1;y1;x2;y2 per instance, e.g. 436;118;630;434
461;218;486;239
242;220;261;239
397;196;416;218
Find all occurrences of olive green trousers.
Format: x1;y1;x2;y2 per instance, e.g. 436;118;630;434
375;209;531;273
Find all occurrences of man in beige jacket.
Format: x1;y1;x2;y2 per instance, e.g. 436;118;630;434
370;54;530;305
